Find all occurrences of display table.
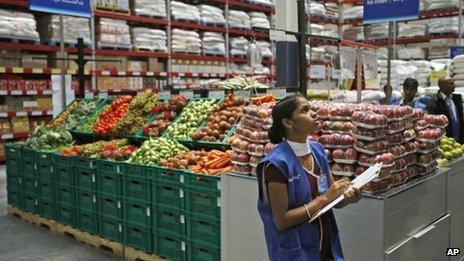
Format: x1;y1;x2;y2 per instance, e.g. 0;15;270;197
221;164;464;261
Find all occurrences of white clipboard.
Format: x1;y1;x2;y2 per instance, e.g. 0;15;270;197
309;163;383;223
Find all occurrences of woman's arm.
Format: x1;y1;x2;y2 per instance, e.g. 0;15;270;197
266;165;324;231
329;173;362;209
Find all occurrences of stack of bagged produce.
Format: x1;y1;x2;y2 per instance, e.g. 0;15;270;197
231;94;276;175
316;104;356;179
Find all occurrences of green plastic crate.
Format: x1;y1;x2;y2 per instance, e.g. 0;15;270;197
77;209;98;234
5;143;20;174
20;148;36;163
37;181;55;201
21;160;36;179
156;184;184;211
38;198;56;220
123;200;151;227
72;156;97;169
23;195;38;214
185;172;220;196
54;164;74;187
6;174;22;192
76;190;97;212
56;203;77;227
56;186;76;207
155;232;186;261
186;241;220;261
186;217;220;249
7;189;23;208
120;162;149;177
124;223;153;253
96;170;122;197
122;174;150;203
22;178;38;197
74;167;96;192
97;194;122;220
185;190;220;222
154;206;186;238
36;152;54;182
98;216;124;243
96;159;122;174
154;166;184;186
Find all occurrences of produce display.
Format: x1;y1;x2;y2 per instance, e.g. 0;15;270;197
159;149;233;175
75;104;109;133
164;99;218;140
48;99;102;130
93;96;132;136
128;137;188;165
24;124;74;151
142;95;189;137
193;94;245;142
60;139;129;157
438;136;464;166
214;76;268;90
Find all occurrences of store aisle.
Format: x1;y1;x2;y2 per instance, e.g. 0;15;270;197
0;167;122;261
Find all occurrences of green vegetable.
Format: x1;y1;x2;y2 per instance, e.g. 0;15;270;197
128;137;188;165
24;124;74;152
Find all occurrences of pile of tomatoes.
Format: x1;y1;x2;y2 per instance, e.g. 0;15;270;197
93;96;132;136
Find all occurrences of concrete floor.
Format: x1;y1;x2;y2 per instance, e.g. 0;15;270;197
0;166;122;261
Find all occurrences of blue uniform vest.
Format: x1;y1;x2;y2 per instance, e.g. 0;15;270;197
256;141;344;261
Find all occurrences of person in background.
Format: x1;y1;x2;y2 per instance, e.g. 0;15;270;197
257;95;362;261
400;78;429;109
427;77;464;143
380;84;401;105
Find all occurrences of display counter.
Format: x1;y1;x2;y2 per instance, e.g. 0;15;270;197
221;163;464;261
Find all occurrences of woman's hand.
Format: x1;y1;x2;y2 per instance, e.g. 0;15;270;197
323;179;351;203
343;186;362;205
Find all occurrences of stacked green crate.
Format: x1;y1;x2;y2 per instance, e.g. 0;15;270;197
185;171;221;257
96;159;124;243
53;153;77;227
36;151;56;220
121;162;151;250
73;156;98;234
151;165;187;260
19;148;39;214
5;144;23;209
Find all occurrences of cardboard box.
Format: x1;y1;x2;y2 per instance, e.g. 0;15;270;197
148;58;165;72
22;53;48;68
37;97;53;110
0;50;22;67
96;55;127;71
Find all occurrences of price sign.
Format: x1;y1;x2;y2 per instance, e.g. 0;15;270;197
51;68;61;74
31;111;42;116
208;90;225;100
309;65;326;79
234;90;250;100
11;90;22;95
85;92;94;99
180;90;194;100
0;67;5;73
159;91;171;100
2;133;13;140
16;111;27;116
32;68;43;74
101;71;111;76
12;67;24;74
0;90;7;95
98;92;109;99
117;71;126;76
267;88;287;99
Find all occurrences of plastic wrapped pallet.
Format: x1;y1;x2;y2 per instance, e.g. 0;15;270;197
325;3;340;19
306;2;326;17
37;15;90;45
322;24;339;38
397;46;427;60
199;5;226;25
248;0;274;6
98;18;131;48
425;0;459;10
430;38;457;59
248;12;270;29
377;47;388;60
95;0;129;12
256;41;273;58
306;45;326;61
343;26;364;41
131;27;167;52
202;32;226;56
429;17;461;34
398;20;428;38
229;10;251;29
133;0;166;18
405;60;431;87
342;5;363;20
364;23;389;40
378;60;419;90
230;37;250;56
171;1;200;22
0;9;39;41
450;55;464;89
171;29;201;54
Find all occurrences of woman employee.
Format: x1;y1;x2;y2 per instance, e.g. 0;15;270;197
257;95;362;261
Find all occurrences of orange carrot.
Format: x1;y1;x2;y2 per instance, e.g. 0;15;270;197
211;159;231;169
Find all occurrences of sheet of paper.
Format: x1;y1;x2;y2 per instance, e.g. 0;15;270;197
310;163;382;223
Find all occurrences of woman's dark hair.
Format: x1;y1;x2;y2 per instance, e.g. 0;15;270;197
403;78;418;89
268;94;304;144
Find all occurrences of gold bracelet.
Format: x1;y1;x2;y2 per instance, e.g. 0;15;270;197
316;196;328;207
303;203;311;220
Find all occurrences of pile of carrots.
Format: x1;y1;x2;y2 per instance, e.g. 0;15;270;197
250;94;276;105
191;150;233;175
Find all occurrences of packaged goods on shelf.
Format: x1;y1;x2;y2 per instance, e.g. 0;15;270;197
429;17;462;34
95;0;129;11
11;117;30;133
0;78;51;92
309;24;325;35
248;12;270;29
228;10;251;29
378;60;419;90
230;37;250;56
0;50;21;67
0;9;39;41
37;15;91;45
256;41;272;58
322;24;339;38
199;5;226;25
131;27;167;52
171;29;201;54
98;18;131;49
306;2;326;17
306;45;327;62
430;38;457;59
202;32;226;56
451;55;464;89
364;23;389;40
325;3;339;19
342;5;363;20
228;63;271;75
171;1;200;22
248;0;274;6
343;26;364;41
132;0;166;18
398;20;428;38
424;0;459;10
405;60;431;87
397;46;427;60
0;119;11;134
